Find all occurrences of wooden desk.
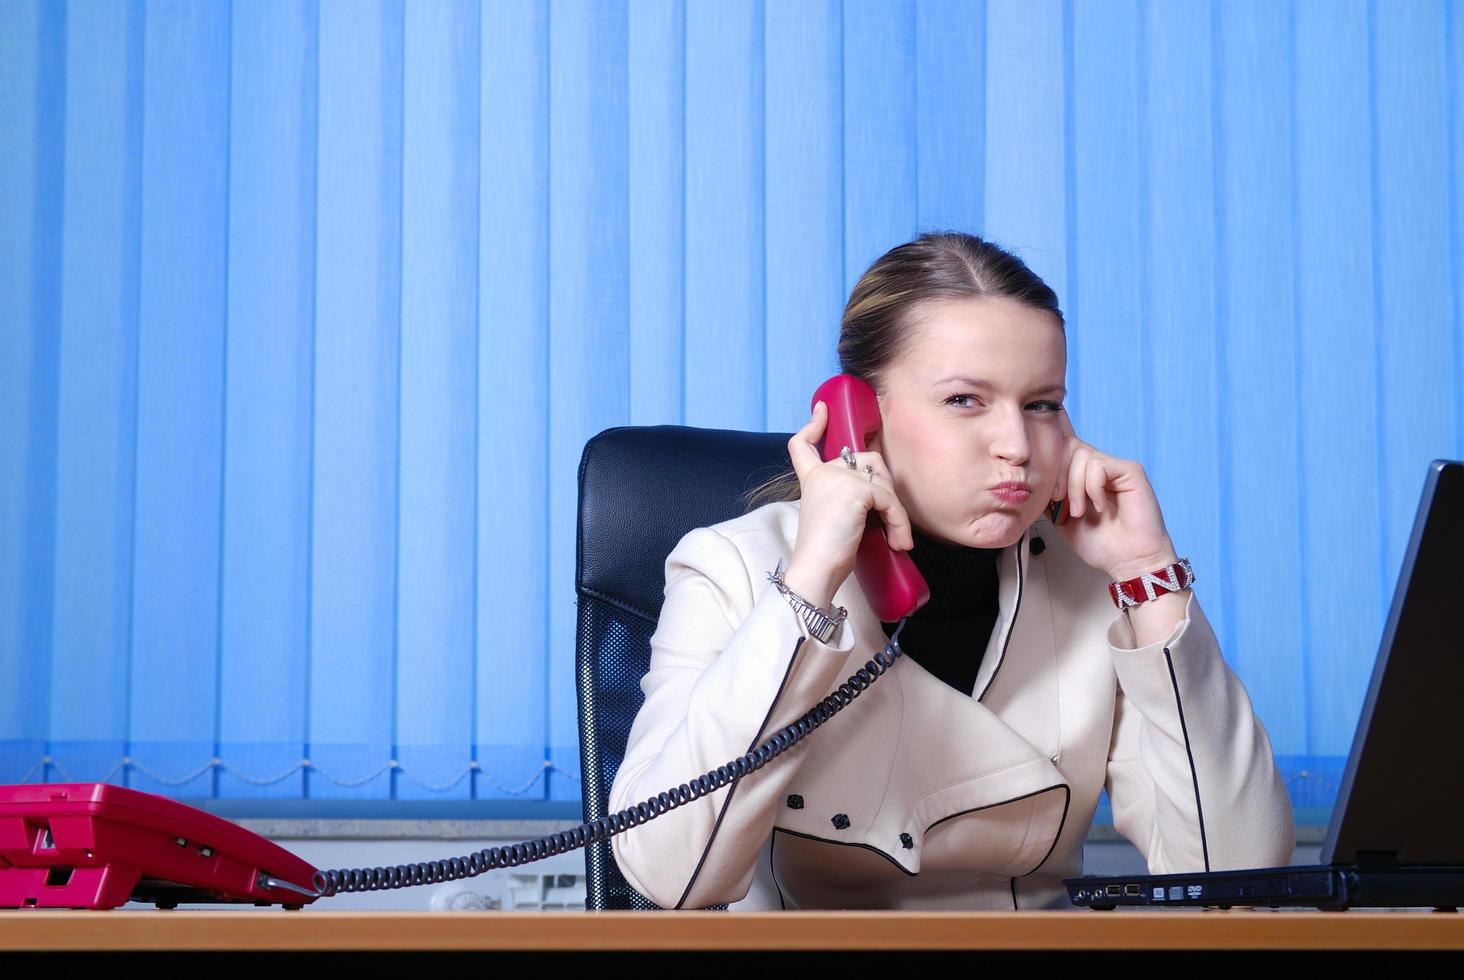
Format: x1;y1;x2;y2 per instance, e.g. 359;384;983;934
2;909;1462;951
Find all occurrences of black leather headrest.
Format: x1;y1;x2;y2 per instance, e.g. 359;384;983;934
576;424;794;618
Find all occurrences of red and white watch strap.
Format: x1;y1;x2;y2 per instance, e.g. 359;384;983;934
1108;557;1195;609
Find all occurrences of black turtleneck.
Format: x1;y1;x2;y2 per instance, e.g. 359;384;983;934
878;522;1004;697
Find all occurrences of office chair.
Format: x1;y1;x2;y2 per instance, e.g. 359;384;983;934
575;423;795;911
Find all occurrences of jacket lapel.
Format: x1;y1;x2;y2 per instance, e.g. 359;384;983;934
769;507;1070;878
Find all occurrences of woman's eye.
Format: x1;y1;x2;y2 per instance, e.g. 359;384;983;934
944;394;1064;413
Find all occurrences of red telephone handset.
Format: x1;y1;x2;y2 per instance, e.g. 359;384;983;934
810;375;931;622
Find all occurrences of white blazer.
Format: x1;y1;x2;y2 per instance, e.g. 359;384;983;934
608;499;1295;911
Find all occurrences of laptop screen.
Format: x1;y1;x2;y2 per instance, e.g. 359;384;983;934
1323;459;1463;868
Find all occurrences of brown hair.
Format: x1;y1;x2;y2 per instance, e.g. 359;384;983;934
739;230;1066;512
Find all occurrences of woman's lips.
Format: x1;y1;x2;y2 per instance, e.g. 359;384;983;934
990;487;1031;504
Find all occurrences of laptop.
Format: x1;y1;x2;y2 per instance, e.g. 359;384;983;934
1063;458;1464;911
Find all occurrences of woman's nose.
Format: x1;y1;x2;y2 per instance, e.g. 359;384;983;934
990;410;1031;464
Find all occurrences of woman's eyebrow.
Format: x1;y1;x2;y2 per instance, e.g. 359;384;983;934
933;375;1067;397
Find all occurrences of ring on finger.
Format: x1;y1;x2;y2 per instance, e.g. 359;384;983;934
863;464;874;482
840;445;857;469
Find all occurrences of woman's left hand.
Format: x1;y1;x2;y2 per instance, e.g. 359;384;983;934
1047;405;1180;581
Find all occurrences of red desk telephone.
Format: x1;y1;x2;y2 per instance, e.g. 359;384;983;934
1;373;1042;910
0;781;321;910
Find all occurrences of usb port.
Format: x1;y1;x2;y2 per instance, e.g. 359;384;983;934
1124;884;1141;896
1105;884;1122;896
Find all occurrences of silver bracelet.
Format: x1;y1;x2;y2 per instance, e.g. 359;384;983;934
766;558;848;644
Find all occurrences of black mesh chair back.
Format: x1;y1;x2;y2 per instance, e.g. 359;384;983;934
575;423;794;910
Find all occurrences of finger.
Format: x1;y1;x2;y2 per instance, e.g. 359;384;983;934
849;451;901;536
1068;450;1088;519
871;479;914;551
1054;436;1073;505
842;452;912;549
1086;455;1108;514
1056;415;1083;504
787;400;829;480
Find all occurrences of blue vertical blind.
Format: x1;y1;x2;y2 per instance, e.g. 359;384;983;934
1;0;1459;822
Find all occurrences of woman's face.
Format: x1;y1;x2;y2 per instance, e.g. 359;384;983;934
866;295;1068;550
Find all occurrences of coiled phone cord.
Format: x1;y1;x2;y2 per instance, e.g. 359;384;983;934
309;617;910;897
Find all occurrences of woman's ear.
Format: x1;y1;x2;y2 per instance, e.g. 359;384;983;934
869;392;886;455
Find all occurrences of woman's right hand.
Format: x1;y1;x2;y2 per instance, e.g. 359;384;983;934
781;399;916;609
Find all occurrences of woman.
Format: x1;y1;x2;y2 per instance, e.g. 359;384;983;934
608;231;1294;911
